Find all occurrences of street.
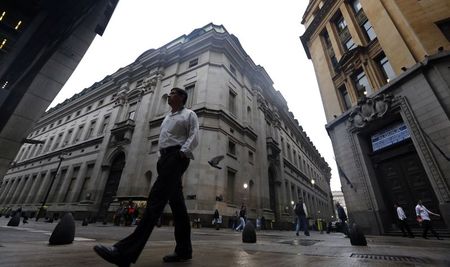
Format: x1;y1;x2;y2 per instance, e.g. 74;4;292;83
0;217;449;266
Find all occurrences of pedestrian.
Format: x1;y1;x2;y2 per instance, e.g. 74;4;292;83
336;202;348;237
295;198;310;236
394;203;414;238
256;216;261;231
93;87;199;266
232;210;239;229
415;200;442;240
213;209;221;230
235;205;246;231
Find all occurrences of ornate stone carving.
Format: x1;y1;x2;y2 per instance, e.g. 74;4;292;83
348;94;394;128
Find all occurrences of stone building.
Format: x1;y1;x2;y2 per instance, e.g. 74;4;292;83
0;0;119;180
300;0;450;234
0;23;333;226
332;190;347;216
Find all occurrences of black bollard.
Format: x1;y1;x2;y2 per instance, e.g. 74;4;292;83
242;221;257;243
82;218;89;226
49;212;75;245
349;223;367;246
7;213;21;227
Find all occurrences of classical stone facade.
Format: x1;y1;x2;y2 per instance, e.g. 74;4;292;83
0;24;333;227
301;0;450;234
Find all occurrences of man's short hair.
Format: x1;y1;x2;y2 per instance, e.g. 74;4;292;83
172;87;188;105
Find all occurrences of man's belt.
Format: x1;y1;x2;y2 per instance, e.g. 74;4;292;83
160;145;181;155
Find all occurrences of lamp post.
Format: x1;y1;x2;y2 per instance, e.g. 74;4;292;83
36;152;66;221
241;182;248;205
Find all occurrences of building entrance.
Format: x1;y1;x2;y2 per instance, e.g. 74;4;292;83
372;141;445;230
97;153;125;221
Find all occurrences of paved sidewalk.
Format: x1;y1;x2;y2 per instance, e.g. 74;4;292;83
0;217;449;266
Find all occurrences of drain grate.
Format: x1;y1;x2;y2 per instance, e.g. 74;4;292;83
350;253;429;264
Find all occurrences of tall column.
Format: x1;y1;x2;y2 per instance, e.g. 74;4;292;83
55;165;75;203
16;175;32;204
0;179;13;204
67;162;88;203
33;171;52;205
24;173;40;204
4;178;20;204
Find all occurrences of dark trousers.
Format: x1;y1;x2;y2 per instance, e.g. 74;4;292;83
114;150;191;263
398;219;413;237
296;215;309;235
422;220;439;238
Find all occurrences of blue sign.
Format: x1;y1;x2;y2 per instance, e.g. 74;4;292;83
371;122;410;152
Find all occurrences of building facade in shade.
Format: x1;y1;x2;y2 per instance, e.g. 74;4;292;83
0;0;119;180
0;23;333;226
301;0;450;234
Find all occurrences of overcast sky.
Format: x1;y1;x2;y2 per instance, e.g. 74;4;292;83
49;0;342;191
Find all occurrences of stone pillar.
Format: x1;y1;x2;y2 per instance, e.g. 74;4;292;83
340;1;365;46
0;178;13;204
55;165;76;203
68;162;88;202
4;178;21;204
33;171;52;205
325;22;344;61
16;175;32;204
24;173;41;204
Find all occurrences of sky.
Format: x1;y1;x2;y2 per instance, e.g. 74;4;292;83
49;0;342;191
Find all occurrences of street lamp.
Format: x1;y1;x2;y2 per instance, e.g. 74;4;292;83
243;183;248;189
36;152;66;221
311;179;315;185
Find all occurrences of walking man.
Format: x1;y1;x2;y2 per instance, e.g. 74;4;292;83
415;200;442;240
93;87;199;266
394;203;414;238
295;198;310;236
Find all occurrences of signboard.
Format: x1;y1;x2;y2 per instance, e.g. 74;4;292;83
371;122;410;152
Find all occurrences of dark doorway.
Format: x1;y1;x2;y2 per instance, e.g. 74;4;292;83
372;141;445;229
97;152;125;221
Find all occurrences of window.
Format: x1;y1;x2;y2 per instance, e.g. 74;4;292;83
50;123;54;128
351;0;376;42
436;18;450;41
62;167;78;202
135;80;143;88
248;151;254;164
86;105;92;112
228;140;236;156
226;169;236;203
73;124;84;143
150;140;159;153
334;13;356;51
66;115;71;122
230;64;236;75
98;99;104;107
98;115;110;135
184;84;195;108
353;69;372;97
77;164;94;202
57;119;62;125
49;168;67;203
338;85;352;110
76;110;81;117
52;133;63;150
188;58;198;68
321;30;339;72
377;53;395;83
247;106;252;124
43;136;54;153
128;103;137;120
228;90;236;115
85;120;97;139
62;129;73;147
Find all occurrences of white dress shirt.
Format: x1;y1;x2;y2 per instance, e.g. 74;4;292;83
396;206;407;220
415;204;431;221
159;107;199;159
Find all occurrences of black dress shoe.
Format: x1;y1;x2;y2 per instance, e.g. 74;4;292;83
93;245;130;267
163;252;192;263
